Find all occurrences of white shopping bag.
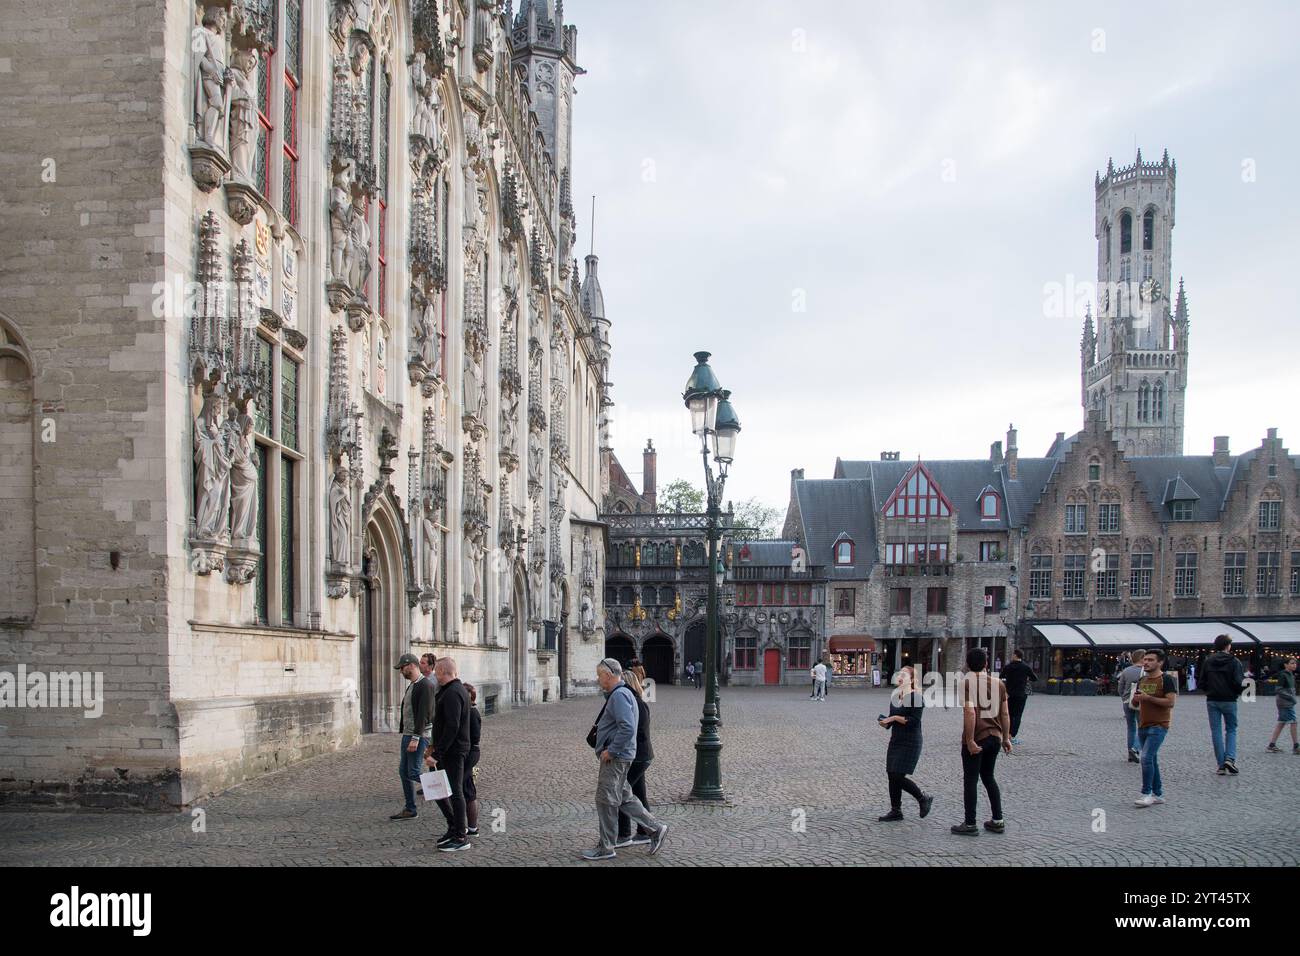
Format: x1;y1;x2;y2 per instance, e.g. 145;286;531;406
420;768;451;802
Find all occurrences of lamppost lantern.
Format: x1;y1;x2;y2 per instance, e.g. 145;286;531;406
713;389;740;465
683;351;721;436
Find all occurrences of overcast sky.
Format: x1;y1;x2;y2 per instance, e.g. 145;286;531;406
565;0;1300;518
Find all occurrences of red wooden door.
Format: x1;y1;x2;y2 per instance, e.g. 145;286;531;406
764;649;781;685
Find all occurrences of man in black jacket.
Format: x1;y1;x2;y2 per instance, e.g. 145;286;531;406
391;653;434;820
1201;634;1246;775
1000;649;1037;745
428;657;472;851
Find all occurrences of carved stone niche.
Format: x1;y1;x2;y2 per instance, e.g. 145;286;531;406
190;144;231;193
224;180;260;226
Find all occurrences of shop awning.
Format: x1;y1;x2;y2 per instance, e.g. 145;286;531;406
1032;624;1091;647
1228;620;1300;645
1076;622;1159;647
829;635;875;652
1144;621;1248;646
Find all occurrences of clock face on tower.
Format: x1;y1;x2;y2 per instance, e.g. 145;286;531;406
1139;278;1162;302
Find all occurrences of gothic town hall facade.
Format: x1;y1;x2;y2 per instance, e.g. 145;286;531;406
0;0;613;807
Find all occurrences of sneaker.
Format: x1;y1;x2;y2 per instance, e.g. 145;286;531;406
613;835;637;848
1134;794;1157;808
984;819;1006;834
1265;743;1281;753
466;827;480;836
1150;796;1166;805
950;823;979;835
436;832;456;847
1293;744;1300;755
878;809;904;822
438;838;471;852
918;794;934;819
581;846;616;861
1011;737;1022;746
1215;765;1227;776
1128;749;1140;763
389;809;417;820
1224;758;1239;775
648;823;669;855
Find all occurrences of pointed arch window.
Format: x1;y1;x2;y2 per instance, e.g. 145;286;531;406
979;489;1000;519
1137;381;1150;422
1120;212;1132;254
882;463;953;523
1104;221;1112;266
1142;209;1154;251
1153;380;1165;422
834;537;855;565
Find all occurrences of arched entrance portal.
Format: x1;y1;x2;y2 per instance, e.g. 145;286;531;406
605;634;634;668
642;635;674;684
363;502;407;733
684;621;706;682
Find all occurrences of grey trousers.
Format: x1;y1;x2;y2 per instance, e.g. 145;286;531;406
596;757;658;850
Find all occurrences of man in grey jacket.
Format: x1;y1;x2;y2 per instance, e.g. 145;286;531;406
582;658;668;860
1118;649;1145;763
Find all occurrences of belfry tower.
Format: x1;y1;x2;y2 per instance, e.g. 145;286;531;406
1081;148;1189;456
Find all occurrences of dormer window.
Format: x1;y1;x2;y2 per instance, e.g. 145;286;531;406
979;490;1000;519
834;538;854;565
1171;501;1194;521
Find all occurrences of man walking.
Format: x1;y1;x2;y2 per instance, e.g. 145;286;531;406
695;660;703;689
1000;649;1037;745
1267;657;1298;754
582;658;667;861
1133;648;1177;807
390;653;434;821
1201;633;1246;775
810;660;827;701
428;657;472;851
1117;649;1145;763
419;652;438;691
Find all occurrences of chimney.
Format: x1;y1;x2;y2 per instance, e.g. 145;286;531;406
990;441;1003;465
642;439;657;512
1212;436;1230;467
1267;427;1279;446
1006;424;1019;480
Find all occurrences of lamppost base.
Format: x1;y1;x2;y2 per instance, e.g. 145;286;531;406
689;734;723;801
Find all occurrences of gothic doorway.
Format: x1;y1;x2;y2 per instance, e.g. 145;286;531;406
684;620;706;682
642;635;674;685
605;634;634;668
363;503;406;733
511;566;527;703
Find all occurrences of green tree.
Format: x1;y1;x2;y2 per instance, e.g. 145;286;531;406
659;478;704;512
734;497;783;538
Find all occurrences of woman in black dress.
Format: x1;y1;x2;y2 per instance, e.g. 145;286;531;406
878;665;933;821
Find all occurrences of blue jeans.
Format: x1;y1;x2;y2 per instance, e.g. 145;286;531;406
1137;725;1167;797
1207;700;1238;766
399;734;428;813
1124;704;1139;752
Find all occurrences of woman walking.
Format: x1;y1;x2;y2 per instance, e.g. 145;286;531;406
462;682;483;836
616;670;656;847
952;647;1012;835
878;665;933;821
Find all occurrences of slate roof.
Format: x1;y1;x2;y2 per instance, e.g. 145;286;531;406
735;540;797;567
791;478;875;580
608;452;641;499
1127;455;1237;519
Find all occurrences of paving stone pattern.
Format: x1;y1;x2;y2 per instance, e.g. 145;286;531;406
1;686;1297;866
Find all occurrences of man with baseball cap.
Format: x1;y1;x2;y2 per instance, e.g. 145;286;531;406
390;653;434;820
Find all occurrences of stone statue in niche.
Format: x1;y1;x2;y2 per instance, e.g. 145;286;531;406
422;510;439;590
500;394;518;456
358;325;371;390
194;5;229;148
227;48;259;180
582;534;594;577
502;247;520;304
329;162;355;285
328;466;352;566
226;409;258;541
463;535;483;606
528;430;543;489
193;396;231;540
347;200;372;295
580;593;594;630
462;350;484;422
413;295;440;369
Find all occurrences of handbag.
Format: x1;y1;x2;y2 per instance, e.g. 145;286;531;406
586;698;609;749
419;768;452;801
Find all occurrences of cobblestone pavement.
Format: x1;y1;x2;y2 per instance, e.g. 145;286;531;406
2;686;1298;866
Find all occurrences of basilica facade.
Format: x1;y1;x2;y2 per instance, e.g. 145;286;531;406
0;0;611;808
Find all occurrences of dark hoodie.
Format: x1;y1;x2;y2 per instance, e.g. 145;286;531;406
1200;652;1245;702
